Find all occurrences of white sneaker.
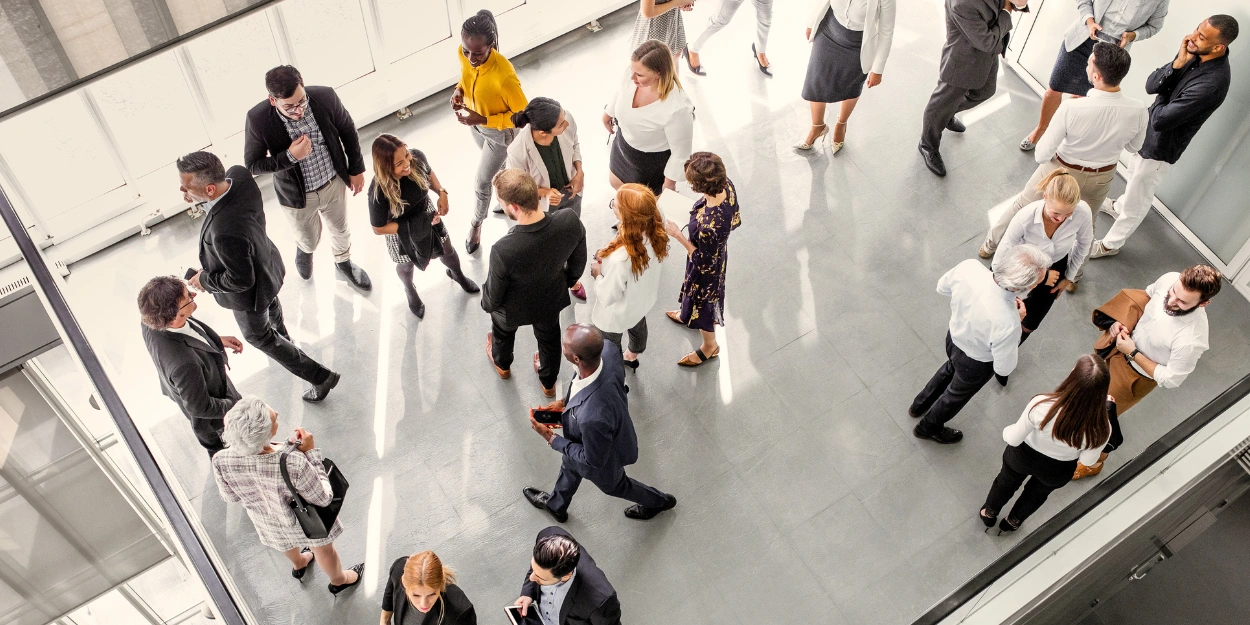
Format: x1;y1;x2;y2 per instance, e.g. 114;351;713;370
1089;240;1119;259
1019;136;1036;151
1099;198;1119;218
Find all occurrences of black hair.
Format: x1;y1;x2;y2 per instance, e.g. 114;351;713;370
265;65;303;99
1090;42;1132;87
534;534;580;579
511;97;562;132
462;9;499;50
176;151;226;186
1209;14;1239;46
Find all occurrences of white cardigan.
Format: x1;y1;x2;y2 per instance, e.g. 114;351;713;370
806;0;897;75
505;109;582;212
590;243;663;333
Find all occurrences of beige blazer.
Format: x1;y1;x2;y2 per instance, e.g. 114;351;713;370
806;0;897;75
506;109;582;212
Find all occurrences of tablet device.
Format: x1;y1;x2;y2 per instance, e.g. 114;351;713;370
532;409;563;426
655;188;700;223
1095;31;1120;45
184;267;198;280
504;605;527;625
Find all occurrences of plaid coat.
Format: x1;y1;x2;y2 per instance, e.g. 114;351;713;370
212;446;343;550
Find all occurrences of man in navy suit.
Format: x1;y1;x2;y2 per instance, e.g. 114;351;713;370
523;324;676;522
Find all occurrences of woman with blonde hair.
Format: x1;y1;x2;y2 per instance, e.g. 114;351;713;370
603;40;695;195
591;184;670;369
991;170;1093;341
381;551;476;625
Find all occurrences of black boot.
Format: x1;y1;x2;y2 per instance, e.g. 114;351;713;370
395;263;425;318
440;242;479;293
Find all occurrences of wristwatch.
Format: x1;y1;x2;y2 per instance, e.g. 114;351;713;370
1128;348;1140;360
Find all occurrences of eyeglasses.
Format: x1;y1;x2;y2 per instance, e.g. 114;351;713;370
279;96;308;114
608;199;616;211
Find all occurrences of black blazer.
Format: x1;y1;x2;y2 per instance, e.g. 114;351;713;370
550;340;639;485
198;165;286;312
141;317;241;451
243;85;365;208
381;556;477;625
521;527;622;625
1140;54;1231;164
481;210;587;326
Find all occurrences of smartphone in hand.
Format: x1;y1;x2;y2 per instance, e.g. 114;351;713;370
532;409;563;427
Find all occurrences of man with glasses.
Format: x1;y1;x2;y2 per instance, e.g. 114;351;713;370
511;527;622;625
244;65;371;290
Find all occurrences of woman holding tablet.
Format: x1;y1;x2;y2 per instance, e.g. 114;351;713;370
603;41;695;195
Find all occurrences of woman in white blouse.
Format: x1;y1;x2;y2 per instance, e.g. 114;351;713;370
981;355;1120;533
590;184;669;368
991;170;1093;341
603;40;695;195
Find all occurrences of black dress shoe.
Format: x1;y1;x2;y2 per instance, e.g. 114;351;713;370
327;563;364;595
491;203;505;214
295;249;313;280
336;261;372;290
908;405;924;418
995;373;1010;387
523;487;568;523
913;423;963;444
946;117;966;133
918;145;947;177
624;494;677;520
303;371;340;403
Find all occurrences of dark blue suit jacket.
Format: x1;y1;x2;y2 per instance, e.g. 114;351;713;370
550;341;639;484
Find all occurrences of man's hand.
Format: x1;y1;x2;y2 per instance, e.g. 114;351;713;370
1051;279;1072;294
529;416;557;444
188;270;205;292
1015;297;1027;322
1109;321;1124;337
456;109;487;126
1044;269;1060;287
540;399;565;412
1087;18;1102;41
1003;0;1015;11
1174;34;1195;68
514;597;533;617
289;135;313;160
349;173;364;196
1120;31;1137;48
1115;329;1136;355
221;336;244;354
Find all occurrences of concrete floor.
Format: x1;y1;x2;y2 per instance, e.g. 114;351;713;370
55;2;1250;624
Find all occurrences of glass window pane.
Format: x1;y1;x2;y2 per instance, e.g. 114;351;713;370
124;557;201;621
480;0;526;16
39;0;129;77
64;589;148;625
282;0;375;88
378;0;451;63
185;10;282;139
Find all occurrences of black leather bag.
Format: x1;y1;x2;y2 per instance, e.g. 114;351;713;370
279;447;349;540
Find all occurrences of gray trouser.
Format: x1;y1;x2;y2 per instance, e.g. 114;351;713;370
280;176;351;262
920;68;999;152
552;192;583;218
600;317;649;355
471;126;517;224
689;0;774;53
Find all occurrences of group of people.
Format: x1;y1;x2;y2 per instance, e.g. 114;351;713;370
126;1;1241;621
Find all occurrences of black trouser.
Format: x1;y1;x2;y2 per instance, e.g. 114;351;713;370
233;297;331;385
984;443;1078;523
191;416;226;458
920;68;999;152
912;332;997;432
490;311;562;389
599;317;649;355
545;455;669;516
1021;255;1069;335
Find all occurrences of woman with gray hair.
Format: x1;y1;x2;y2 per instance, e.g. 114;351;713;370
909;245;1049;445
211;397;363;594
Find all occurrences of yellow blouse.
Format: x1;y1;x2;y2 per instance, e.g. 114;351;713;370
456;48;528;130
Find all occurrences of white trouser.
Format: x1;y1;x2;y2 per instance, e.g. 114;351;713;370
688;0;774;54
1103;154;1172;250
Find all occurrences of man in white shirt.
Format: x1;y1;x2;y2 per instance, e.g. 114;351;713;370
911;246;1051;444
981;42;1147;258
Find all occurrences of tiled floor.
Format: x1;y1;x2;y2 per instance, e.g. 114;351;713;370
56;3;1250;624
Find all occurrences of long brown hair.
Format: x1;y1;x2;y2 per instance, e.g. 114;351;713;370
599;184;669;278
402;551;456;624
1038;354;1112;449
371;133;428;218
632;40;681;100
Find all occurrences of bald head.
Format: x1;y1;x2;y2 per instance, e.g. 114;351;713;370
561;324;604;370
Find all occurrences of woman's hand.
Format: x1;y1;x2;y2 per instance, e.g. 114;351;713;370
1120;31;1137;48
1086;18;1102;41
540;187;564;206
590;258;603;279
450;87;464;110
456;109;487;126
601;112;614;134
867;72;883;88
663;177;677;191
569;168;585;195
664;219;681;238
293;428;315;452
805;27;812;41
436;190;449;216
1044;269;1060;287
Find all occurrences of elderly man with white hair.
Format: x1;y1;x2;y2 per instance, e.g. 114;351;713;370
909;245;1051;444
211;397;363;594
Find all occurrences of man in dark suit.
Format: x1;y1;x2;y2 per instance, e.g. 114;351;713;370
481;169;587;397
919;0;1027;176
244;65;370;290
523;324;676;522
512;527;622;625
179;151;340;402
137;276;242;457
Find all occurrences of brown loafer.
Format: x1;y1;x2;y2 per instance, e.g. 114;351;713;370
486;333;510;379
678;347;719;367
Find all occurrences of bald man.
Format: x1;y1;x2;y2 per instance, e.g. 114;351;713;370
523;324;676;523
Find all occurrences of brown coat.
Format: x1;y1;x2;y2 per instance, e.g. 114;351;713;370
1092;289;1151;351
1091;288;1157;413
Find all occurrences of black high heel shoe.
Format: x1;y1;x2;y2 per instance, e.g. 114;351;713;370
751;44;771;76
997;517;1022;535
623;358;639;371
328;563;365;596
682;48;706;76
979;508;997;530
292;548;314;580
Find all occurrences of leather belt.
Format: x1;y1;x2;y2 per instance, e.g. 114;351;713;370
1057;156;1116;173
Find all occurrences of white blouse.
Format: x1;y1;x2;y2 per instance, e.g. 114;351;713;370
831;0;868;30
591;242;663;333
605;75;695;182
1003;396;1109;466
993;199;1094;283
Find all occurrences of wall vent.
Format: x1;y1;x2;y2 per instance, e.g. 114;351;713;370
0;274;30;299
1232;436;1250;476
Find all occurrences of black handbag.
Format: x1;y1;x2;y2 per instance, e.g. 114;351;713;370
279;446;349;540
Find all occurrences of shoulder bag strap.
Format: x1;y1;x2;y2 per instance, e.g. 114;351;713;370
278;447;306;508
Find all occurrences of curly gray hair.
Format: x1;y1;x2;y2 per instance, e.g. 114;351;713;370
222;396;274;454
994;244;1051;293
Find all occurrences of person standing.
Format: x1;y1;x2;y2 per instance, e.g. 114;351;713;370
511;527;622;625
178;152;340;403
981;42;1145;258
794;0;897;153
1019;0;1170;151
380;551;477;625
368;134;479;320
481;170;587;398
918;0;1026;177
1092;16;1237;258
664;152;740;367
685;0;774;76
452;9;529;254
981;355;1118;533
243;65;371;290
910;246;1051;444
591;184;669;370
138;276;242;457
630;0;697;63
523;325;677;522
602;41;695;195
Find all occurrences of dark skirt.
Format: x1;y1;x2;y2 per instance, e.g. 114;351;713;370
802;10;867;103
1049;39;1096;96
1021;255;1069;332
387;220;449;270
610;131;670;196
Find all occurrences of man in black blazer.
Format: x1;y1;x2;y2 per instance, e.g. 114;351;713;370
137;276;242;457
179;151;340;402
524;324;676;523
244;65;370;290
919;0;1027;176
512;527;622;625
481;169;587;397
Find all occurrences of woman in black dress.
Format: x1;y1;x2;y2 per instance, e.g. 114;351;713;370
369;134;479;319
381;551;476;625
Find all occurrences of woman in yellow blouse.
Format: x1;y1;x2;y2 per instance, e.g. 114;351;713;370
451;9;529;254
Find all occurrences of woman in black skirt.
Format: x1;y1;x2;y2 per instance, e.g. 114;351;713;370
603;40;695;195
796;0;897;154
369;134;479;319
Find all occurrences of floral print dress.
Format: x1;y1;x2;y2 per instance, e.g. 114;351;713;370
678;180;741;331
